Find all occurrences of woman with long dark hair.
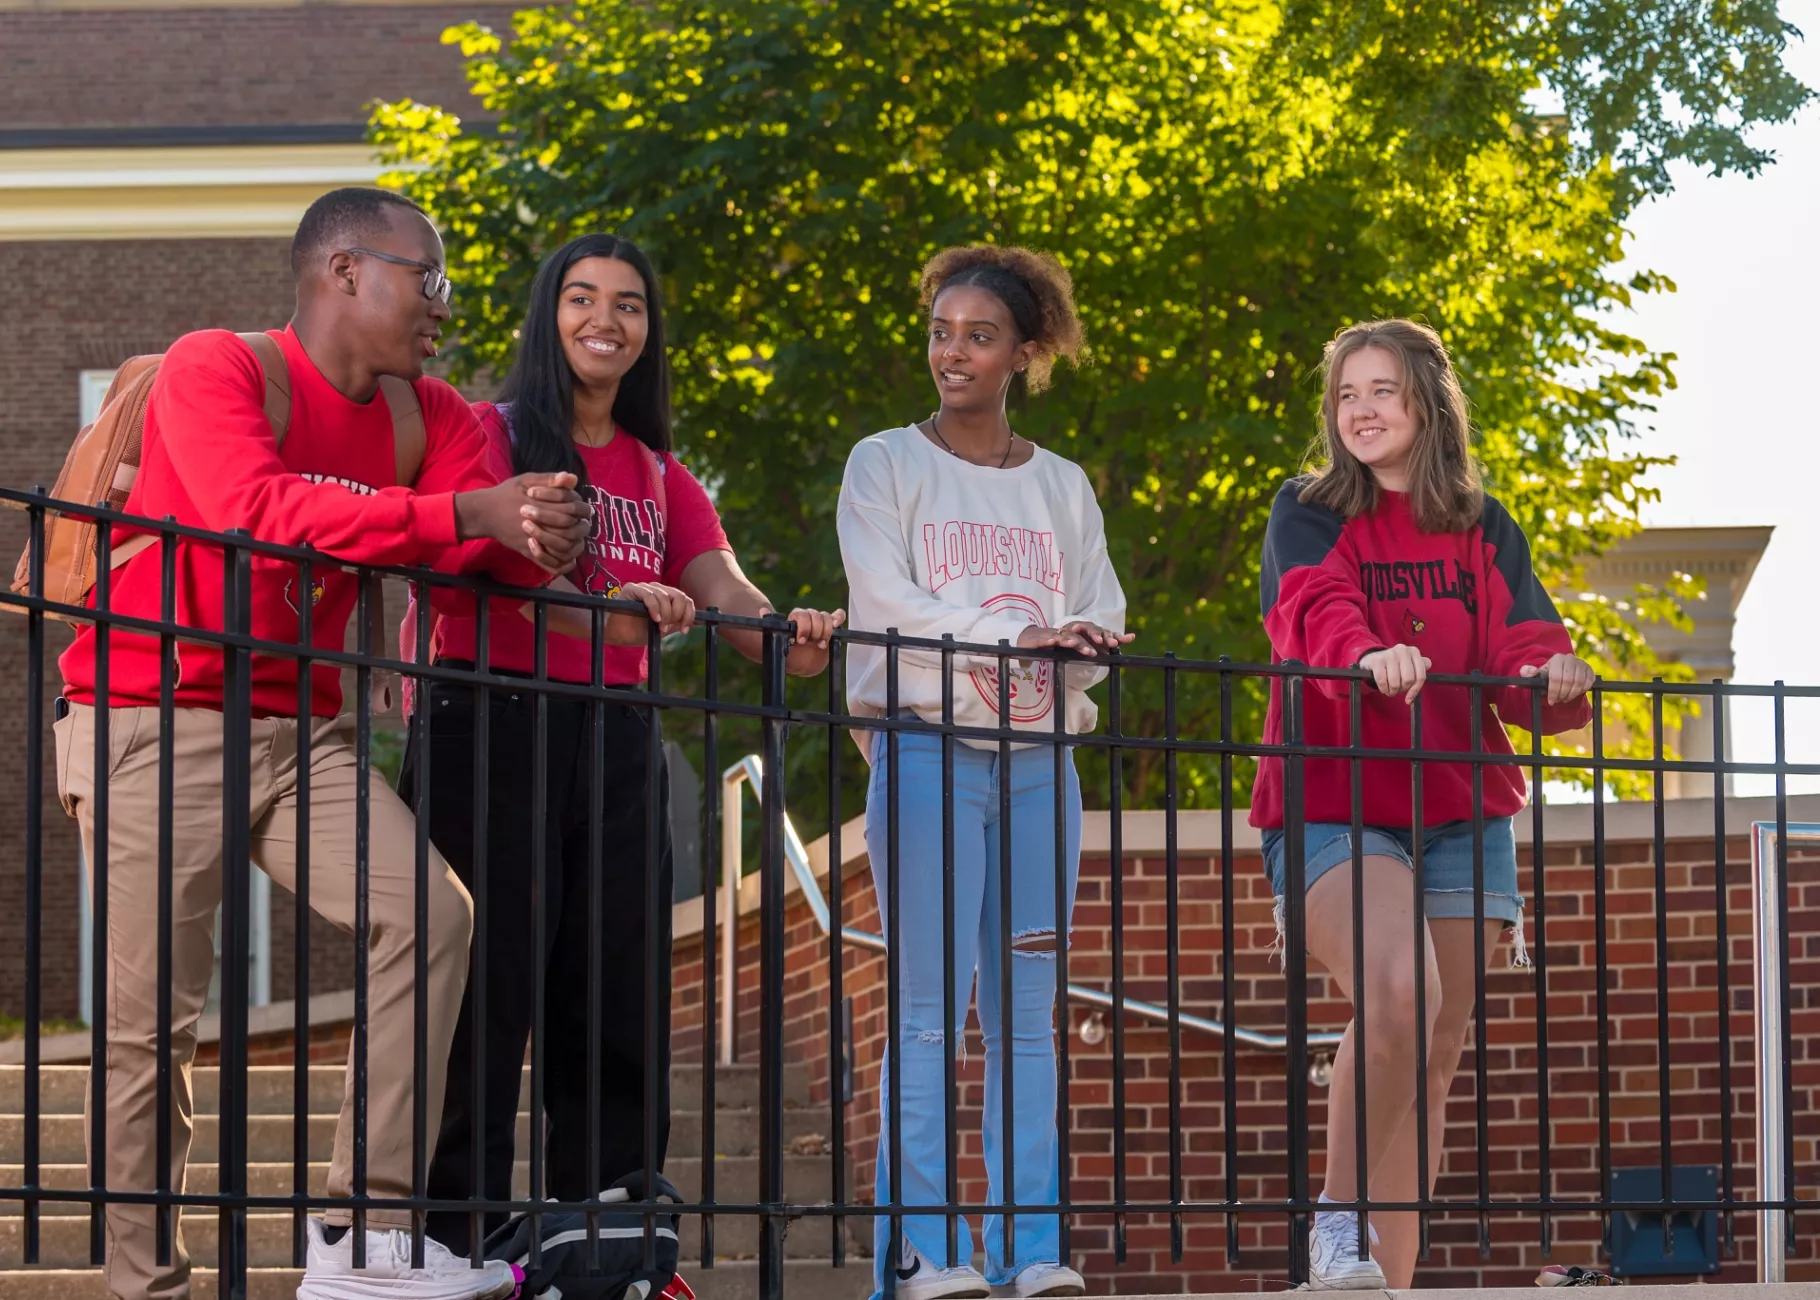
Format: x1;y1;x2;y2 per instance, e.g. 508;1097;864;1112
403;232;843;1257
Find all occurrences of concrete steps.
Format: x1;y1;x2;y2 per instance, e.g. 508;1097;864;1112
0;1060;869;1299
2;1259;876;1300
0;1106;829;1165
0;1063;809;1117
0;1193;857;1265
0;1151;840;1212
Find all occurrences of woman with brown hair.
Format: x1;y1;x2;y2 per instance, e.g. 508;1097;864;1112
1251;319;1594;1288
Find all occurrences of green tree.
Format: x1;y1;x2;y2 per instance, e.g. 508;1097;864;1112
375;0;1806;828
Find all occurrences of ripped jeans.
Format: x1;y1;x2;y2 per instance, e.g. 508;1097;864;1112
865;726;1082;1290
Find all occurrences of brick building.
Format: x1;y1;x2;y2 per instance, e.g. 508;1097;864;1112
1;8;1808;1290
0;0;518;1021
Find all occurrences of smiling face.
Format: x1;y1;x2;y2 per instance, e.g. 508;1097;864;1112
927;284;1036;417
557;255;649;396
1334;344;1420;491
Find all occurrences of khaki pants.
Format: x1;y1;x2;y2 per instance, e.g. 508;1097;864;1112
54;703;474;1300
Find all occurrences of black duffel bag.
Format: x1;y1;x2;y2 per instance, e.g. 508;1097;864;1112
483;1172;686;1300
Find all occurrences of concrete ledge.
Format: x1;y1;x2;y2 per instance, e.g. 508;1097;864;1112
1164;1281;1820;1289
0;1270;301;1299
673;792;1820;941
5;1270;1814;1300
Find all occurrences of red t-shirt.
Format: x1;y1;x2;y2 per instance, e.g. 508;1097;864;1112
59;327;543;716
428;401;730;684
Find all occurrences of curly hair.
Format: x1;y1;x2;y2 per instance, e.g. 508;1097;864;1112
918;245;1085;393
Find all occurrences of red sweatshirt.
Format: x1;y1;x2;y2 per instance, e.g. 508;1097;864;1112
1249;478;1591;829
60;326;545;716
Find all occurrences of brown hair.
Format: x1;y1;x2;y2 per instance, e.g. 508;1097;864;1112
918;245;1085;393
1300;319;1483;532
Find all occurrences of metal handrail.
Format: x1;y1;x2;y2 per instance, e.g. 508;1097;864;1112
716;754;1343;1066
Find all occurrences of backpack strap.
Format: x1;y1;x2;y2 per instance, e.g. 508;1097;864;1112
107;330;290;574
378;375;425;486
645;445;668;547
365;376;425;716
237;330;292;444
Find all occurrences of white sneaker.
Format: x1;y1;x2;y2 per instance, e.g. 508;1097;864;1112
297;1217;524;1300
888;1239;991;1300
1003;1262;1085;1297
1306;1208;1386;1290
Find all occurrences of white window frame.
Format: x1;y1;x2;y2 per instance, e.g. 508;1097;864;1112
77;848;271;1025
78;369;116;428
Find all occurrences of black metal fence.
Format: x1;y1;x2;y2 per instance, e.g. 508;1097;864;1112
0;486;1808;1298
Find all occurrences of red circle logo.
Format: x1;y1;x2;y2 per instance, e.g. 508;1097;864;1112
968;592;1054;723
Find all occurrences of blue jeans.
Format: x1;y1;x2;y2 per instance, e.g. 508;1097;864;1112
1260;818;1523;924
865;727;1082;1291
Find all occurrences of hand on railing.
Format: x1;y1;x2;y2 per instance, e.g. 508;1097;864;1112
1015;619;1134;659
530;578;697;643
783;607;846;676
1518;652;1594;705
1357;643;1431;703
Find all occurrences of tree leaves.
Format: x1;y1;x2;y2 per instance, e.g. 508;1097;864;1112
374;0;1806;819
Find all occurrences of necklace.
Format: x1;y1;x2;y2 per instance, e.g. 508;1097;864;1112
930;412;1015;468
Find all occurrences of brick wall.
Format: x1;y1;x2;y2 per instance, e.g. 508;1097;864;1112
0;4;516;131
671;804;1820;1290
0;233;455;1019
0;237;310;1018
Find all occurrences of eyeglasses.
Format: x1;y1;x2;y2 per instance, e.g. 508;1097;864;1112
343;247;454;304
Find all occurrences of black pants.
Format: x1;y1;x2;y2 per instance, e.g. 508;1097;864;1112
400;669;674;1255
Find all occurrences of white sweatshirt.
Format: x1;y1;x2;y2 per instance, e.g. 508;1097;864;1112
837;424;1128;752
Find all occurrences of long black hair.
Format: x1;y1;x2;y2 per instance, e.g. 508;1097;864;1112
497;233;673;479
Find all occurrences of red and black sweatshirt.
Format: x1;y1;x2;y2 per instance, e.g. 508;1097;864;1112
1249;478;1591;830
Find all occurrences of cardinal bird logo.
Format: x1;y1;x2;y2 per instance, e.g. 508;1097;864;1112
284;576;327;614
1402;609;1427;637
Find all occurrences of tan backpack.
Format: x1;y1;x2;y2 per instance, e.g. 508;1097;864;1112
13;331;427;707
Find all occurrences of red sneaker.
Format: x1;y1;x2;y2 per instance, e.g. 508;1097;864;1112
660;1274;697;1300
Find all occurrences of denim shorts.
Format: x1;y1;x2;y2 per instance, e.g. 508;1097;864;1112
1260;818;1523;925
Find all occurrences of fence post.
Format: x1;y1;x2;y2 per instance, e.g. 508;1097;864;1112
701;612;721;1267
219;536;254;1300
22;495;45;1266
757;624;789;1300
1282;666;1310;1286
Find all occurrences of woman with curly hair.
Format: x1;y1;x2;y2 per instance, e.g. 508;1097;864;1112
838;246;1131;1300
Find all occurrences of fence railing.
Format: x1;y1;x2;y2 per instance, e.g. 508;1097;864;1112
715;756;1343;1060
0;486;1809;1297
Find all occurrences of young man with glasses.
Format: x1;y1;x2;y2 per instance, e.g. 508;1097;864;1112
54;187;589;1300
